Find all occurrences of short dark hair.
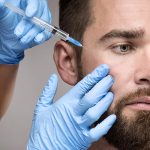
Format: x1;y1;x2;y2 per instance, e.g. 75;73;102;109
59;0;92;78
59;0;91;43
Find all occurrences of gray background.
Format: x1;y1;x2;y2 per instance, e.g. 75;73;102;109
0;0;71;149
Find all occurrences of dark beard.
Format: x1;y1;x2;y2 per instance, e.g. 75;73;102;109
104;88;150;150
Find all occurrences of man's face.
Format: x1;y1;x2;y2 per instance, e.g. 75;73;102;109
81;0;150;149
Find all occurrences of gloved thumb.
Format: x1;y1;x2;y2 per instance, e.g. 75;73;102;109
35;74;58;113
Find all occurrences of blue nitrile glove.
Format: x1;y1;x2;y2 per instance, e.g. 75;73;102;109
0;0;51;64
27;64;117;150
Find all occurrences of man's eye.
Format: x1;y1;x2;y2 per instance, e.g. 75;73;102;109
110;44;135;54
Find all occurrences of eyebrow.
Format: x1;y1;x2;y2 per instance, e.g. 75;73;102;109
100;29;145;41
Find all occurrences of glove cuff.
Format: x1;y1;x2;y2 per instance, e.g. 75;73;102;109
0;53;24;64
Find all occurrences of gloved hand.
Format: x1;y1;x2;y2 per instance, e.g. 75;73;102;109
0;0;51;64
27;64;117;150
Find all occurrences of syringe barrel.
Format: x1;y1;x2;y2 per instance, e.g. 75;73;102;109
32;17;69;41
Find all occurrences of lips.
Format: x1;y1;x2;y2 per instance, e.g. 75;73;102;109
126;96;150;104
126;96;150;110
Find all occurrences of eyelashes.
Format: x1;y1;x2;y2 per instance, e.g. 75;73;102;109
109;42;136;55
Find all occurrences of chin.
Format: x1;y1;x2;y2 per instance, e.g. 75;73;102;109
104;107;150;150
121;107;140;119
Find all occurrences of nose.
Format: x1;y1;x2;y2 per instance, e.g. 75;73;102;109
134;50;150;86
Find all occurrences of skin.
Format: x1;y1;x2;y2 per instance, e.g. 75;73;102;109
82;0;150;121
0;65;19;119
54;0;150;149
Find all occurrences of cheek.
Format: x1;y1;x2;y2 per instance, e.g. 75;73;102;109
108;62;135;112
82;51;136;111
81;51;101;75
81;52;135;112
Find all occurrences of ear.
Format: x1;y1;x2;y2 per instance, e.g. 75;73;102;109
53;40;79;85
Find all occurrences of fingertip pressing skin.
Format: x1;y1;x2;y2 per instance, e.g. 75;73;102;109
89;114;117;142
94;64;110;79
72;64;110;97
95;92;114;113
80;92;114;127
99;114;117;132
86;75;114;99
75;74;114;116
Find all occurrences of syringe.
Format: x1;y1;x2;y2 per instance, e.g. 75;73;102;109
4;2;83;47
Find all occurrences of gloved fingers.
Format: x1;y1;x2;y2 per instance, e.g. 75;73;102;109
15;0;42;39
14;19;33;38
35;74;58;113
71;64;109;98
20;4;51;44
88;114;116;142
34;29;53;44
25;0;40;17
76;75;114;115
80;92;114;128
20;25;41;44
34;10;52;43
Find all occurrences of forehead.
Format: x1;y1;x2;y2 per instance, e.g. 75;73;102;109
89;0;150;31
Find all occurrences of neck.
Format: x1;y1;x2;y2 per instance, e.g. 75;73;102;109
89;138;117;150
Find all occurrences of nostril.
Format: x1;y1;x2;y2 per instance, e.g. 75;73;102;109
139;78;150;84
134;68;150;85
140;79;148;82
